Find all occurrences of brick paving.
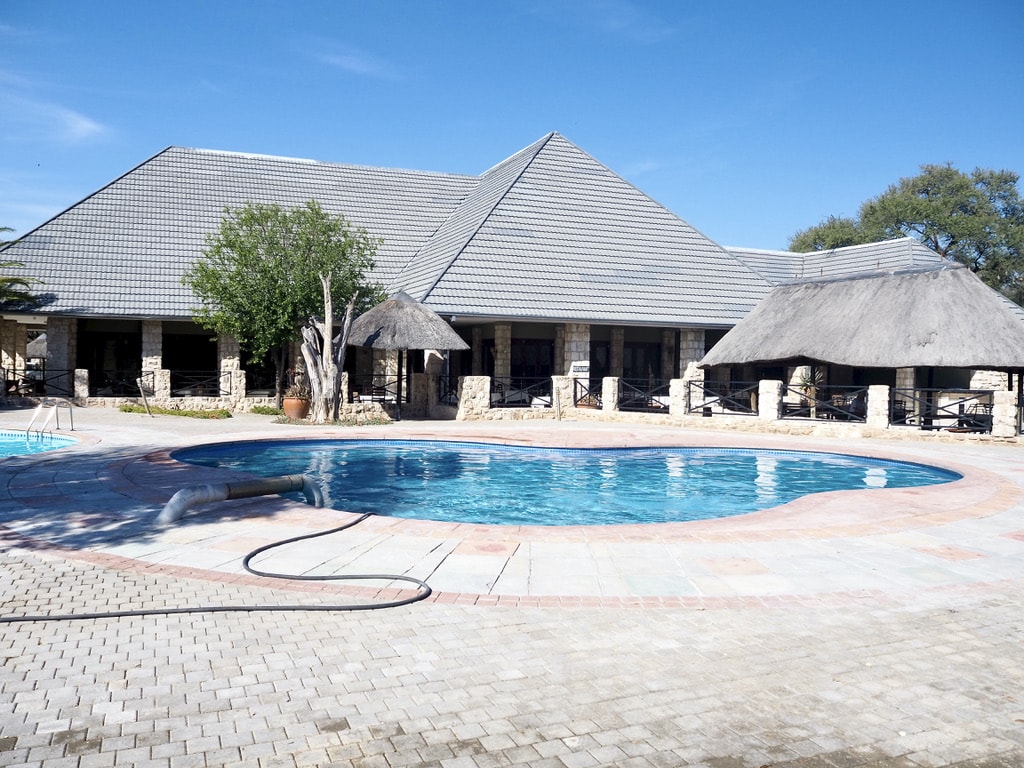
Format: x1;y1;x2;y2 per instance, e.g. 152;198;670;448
2;408;1023;767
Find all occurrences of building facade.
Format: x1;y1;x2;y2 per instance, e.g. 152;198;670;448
1;132;953;412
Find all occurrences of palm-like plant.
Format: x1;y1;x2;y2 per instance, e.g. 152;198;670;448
0;227;38;308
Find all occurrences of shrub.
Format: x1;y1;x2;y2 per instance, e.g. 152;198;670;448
119;404;232;419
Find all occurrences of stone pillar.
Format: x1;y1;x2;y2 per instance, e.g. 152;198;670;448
602;376;619;411
493;323;511;380
562;323;590;372
758;380;783;421
141;320;162;370
471;327;483;375
969;370;1004;389
11;323;26;371
866;384;891;429
456;375;491;420
610;327;624;378
669;378;686;414
45;317;75;399
553;325;565;375
991;389;1018;438
0;320;26;371
409;372;429;418
679;329;705;382
140;320;167;399
661;329;676;380
424;349;444;376
152;369;171;399
551;375;574;418
0;320;12;370
218;333;243;399
74;369;90;402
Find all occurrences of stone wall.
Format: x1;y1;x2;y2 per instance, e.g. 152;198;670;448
493;324;511;379
678;329;704;381
0;320;26;370
562;323;589;373
610;327;624;377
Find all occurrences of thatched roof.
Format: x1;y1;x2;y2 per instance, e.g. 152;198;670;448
699;265;1024;371
26;333;46;359
348;291;470;351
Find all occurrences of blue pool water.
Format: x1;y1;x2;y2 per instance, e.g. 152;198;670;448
173;440;960;526
0;430;76;459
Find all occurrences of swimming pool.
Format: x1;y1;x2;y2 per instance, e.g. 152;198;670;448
0;430;76;459
174;440;960;526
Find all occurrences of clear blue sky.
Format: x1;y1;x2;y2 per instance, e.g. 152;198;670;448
2;0;1022;249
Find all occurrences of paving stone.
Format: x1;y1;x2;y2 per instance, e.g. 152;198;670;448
3;414;1024;768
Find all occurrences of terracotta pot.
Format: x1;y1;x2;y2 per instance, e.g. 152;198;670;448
282;397;310;420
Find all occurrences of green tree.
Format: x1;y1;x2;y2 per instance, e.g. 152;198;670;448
788;165;1024;303
788;215;864;252
183;201;380;405
0;227;38;308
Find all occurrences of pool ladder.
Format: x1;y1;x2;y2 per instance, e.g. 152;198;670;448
26;397;75;436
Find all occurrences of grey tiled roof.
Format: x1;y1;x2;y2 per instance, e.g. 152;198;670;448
728;238;947;286
403;133;771;325
4;149;474;318
11;133;939;327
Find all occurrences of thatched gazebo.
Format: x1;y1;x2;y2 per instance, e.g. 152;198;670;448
699;265;1024;374
348;291;469;419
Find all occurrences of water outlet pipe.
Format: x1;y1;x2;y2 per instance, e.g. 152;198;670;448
158;474;324;525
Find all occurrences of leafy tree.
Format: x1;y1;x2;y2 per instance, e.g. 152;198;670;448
0;227;38;308
788;165;1024;303
788;215;863;252
184;201;380;406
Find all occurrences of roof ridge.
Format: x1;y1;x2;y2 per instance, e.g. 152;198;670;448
185;145;474;179
399;132;556;301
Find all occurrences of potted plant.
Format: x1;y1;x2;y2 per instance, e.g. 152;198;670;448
282;379;311;420
797;366;824;418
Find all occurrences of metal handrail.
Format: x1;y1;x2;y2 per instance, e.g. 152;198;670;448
3;367;74;398
91;368;144;396
573;378;602;408
618;379;671;413
890;387;994;432
491;376;552;408
244;370;276;397
780;384;868;422
436;375;458;407
349;374;403;403
25;397;75;434
170;370;229;398
686;380;757;415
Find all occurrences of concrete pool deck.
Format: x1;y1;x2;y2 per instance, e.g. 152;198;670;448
2;407;1023;766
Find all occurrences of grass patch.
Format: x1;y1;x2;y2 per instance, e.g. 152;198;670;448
250;405;282;416
119;404;233;419
272;415;392;426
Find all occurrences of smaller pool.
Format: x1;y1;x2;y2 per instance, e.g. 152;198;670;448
174;440;961;526
0;431;77;459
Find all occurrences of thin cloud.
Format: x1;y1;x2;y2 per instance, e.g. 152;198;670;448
0;92;107;143
314;44;401;80
531;0;675;44
621;159;663;177
592;0;675;43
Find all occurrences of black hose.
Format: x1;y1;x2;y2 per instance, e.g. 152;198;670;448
0;513;432;623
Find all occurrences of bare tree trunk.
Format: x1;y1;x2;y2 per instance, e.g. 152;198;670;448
331;298;354;421
300;273;357;423
273;345;288;408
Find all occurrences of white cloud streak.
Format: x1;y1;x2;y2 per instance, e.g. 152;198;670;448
0;91;107;143
314;45;400;80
